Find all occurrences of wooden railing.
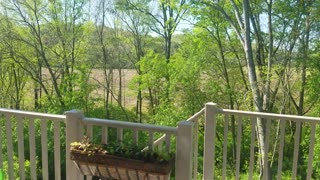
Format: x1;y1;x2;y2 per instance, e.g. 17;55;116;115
203;102;320;180
150;108;205;179
65;110;195;180
0;109;194;180
0;108;65;180
2;103;320;180
0;109;196;180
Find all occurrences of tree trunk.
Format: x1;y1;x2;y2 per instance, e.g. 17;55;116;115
118;68;122;107
243;0;270;178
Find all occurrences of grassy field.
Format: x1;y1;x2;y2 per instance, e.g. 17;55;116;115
89;68;138;109
19;68;139;112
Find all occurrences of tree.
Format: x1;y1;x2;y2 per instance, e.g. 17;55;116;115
118;0;190;102
1;0;93;112
0;23;27;109
91;0;131;120
199;0;320;178
116;3;150;122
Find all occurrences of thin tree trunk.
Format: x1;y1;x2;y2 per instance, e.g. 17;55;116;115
136;89;142;123
118;68;122;107
148;87;155;115
243;0;269;178
262;0;273;112
215;27;237;167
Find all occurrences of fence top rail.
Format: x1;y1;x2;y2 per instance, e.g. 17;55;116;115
83;117;178;135
0;108;65;122
187;108;205;122
219;109;320;122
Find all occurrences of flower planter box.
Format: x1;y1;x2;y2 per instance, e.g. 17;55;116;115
70;151;174;180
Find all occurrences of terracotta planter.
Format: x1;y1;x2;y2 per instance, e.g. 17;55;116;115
70;151;174;180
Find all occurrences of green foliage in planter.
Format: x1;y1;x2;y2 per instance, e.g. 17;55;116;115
70;136;174;164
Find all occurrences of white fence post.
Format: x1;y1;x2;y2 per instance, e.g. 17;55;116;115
203;102;218;180
65;110;84;180
176;121;194;180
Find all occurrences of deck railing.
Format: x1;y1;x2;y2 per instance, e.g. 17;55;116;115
2;103;320;179
0;108;196;180
151;108;205;179
203;102;320;180
0;108;65;180
65;110;195;180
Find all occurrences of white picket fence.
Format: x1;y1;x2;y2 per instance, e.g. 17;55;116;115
0;109;196;180
0;108;65;180
203;103;320;180
1;102;320;179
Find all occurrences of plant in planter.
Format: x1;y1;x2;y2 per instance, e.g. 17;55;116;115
70;136;175;180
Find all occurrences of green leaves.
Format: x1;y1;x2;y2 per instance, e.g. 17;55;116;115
71;136;174;164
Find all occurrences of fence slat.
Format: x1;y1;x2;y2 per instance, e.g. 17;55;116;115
306;122;316;180
132;129;138;145
165;133;171;152
5;114;14;179
0;117;2;170
54;121;61;180
29;119;37;179
117;128;123;143
248;117;256;180
41;120;49;180
235;116;243;180
277;120;286;180
193;121;199;179
264;118;271;180
222;115;229;180
17;116;25;180
291;121;301;180
101;126;108;144
148;131;154;150
86;124;93;139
